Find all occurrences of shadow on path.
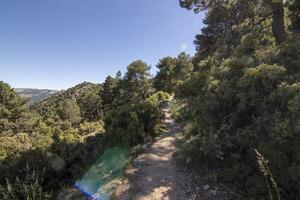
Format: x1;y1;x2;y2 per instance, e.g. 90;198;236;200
114;108;193;200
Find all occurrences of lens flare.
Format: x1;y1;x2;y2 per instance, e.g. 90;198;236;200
75;147;130;200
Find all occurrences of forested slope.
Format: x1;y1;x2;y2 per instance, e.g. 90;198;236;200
0;61;170;199
15;88;58;105
0;0;299;199
154;0;300;199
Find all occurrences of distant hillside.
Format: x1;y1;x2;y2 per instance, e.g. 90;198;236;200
34;82;100;104
31;81;102;112
15;88;58;105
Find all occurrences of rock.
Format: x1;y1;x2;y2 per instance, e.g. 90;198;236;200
186;157;191;164
143;142;151;150
132;144;143;155
51;157;66;174
56;192;65;200
203;184;210;191
186;186;192;193
208;189;217;196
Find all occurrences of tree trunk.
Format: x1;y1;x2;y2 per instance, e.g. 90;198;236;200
267;0;287;44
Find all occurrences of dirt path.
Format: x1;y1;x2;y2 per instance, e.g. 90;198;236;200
113;105;193;200
113;104;242;200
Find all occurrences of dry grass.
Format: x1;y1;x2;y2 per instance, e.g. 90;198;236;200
254;149;281;200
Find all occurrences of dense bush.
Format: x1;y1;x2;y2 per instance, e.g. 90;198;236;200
0;166;52;200
0;59;163;198
104;101;161;147
1;1;299;199
146;91;171;106
171;35;300;199
157;1;300;199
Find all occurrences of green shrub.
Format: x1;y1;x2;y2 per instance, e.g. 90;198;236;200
146;91;171;106
175;35;300;199
78;121;104;136
105;101;160;147
0;165;52;200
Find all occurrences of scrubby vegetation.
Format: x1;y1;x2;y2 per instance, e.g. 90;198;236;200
0;61;170;199
154;0;300;199
1;0;299;199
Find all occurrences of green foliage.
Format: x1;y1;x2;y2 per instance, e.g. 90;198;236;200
146;91;171;106
170;99;187;122
1;57;162;199
179;0;207;13
176;43;300;198
255;149;281;200
286;0;300;32
0;133;32;159
2;1;298;198
278;35;300;79
154;53;193;94
58;99;81;125
104;101;160;147
125;60;150;81
154;56;177;93
123;60;153;101
32;134;54;150
101;75;120;112
0;147;7;161
77;87;103;122
78;121;104;136
170;1;300;199
0;81;30;135
32;82;102;126
0;166;52;200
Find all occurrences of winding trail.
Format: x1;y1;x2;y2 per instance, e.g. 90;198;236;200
114;104;192;200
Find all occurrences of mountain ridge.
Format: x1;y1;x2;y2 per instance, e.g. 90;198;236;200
14;88;59;105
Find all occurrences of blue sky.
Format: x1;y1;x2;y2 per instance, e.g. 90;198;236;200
0;0;203;90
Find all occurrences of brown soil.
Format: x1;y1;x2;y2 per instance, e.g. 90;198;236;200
113;106;243;200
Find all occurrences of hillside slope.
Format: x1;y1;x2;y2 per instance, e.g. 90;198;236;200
32;82;100;104
15;88;58;104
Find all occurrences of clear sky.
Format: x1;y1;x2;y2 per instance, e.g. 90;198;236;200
0;0;204;90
